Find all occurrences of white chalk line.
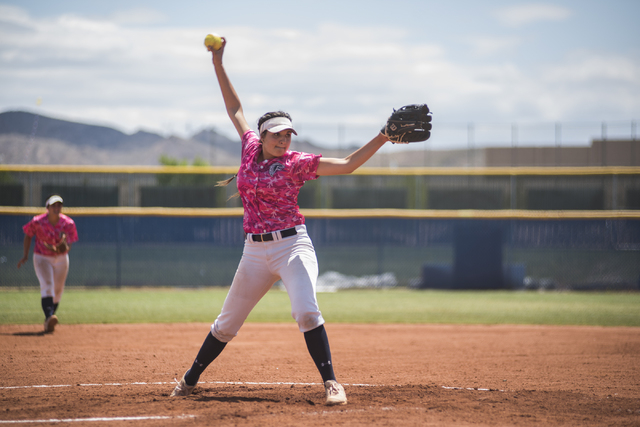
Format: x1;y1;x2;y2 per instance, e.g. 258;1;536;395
0;383;503;424
0;380;376;391
301;406;426;416
1;381;503;392
0;415;196;424
442;386;505;392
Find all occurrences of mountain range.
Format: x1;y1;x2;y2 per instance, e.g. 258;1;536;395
0;111;240;166
0;110;486;167
0;111;370;166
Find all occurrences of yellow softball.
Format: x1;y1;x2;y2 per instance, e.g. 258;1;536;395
204;33;223;51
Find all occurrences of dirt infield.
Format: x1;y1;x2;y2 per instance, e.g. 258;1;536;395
1;322;639;426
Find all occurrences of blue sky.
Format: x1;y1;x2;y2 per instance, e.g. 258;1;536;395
1;0;638;149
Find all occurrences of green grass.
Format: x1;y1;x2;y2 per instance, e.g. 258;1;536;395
1;288;639;327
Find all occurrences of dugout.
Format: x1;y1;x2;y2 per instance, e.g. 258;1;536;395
526;188;605;210
41;184;119;207
427;189;505;210
139;186;227;208
0;184;23;206
331;187;407;209
627;189;640;209
1;165;640;210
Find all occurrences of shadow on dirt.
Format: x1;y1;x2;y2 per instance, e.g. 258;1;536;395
195;395;282;403
3;331;47;337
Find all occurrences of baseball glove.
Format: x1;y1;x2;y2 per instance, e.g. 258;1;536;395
44;233;69;254
381;104;432;144
56;233;69;254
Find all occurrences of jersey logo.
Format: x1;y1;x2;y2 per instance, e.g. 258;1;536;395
269;162;284;176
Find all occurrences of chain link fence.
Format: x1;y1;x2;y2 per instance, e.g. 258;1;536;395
1;212;639;291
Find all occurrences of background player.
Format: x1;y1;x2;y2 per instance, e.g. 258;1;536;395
18;195;78;333
170;37;391;405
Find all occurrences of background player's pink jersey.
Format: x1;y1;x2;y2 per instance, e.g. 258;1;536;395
23;213;79;256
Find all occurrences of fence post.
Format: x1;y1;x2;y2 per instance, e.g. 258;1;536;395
612;174;618;210
632;120;637;166
510;175;517;209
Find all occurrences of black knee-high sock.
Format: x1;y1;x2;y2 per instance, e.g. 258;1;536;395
183;332;227;386
304;325;336;383
53;303;59;314
41;297;55;319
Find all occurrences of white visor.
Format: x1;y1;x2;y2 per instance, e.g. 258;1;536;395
259;117;297;135
45;195;63;207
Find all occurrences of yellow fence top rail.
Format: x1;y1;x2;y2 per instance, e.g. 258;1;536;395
2;206;640;220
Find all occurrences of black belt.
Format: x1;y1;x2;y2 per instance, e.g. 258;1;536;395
250;227;297;242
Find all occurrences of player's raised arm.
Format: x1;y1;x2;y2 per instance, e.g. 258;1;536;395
316;133;389;176
208;37;250;139
316;104;432;176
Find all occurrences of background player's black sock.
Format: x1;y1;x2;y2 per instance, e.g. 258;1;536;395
53;303;59;314
304;324;336;383
41;297;55;319
183;332;227;386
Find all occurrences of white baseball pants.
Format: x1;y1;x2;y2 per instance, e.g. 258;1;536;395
211;224;325;342
33;252;69;303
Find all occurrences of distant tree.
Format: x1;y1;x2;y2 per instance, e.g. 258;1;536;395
157;155;212;186
191;156;208;167
159;154;189;167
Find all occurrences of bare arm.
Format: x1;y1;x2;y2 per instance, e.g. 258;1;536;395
17;235;32;268
316;133;390;176
209;39;250;138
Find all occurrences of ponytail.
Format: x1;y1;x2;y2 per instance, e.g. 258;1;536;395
216;174;240;200
216;174;237;187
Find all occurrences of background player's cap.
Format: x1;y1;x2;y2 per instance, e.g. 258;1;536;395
259;117;297;135
45;195;64;207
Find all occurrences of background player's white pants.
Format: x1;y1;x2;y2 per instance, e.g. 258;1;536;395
33;253;69;303
211;225;324;342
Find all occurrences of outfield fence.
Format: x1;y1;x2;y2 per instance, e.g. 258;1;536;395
1;207;639;292
1;165;639;291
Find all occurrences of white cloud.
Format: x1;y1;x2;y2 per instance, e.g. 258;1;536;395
494;3;572;27
535;50;640;120
465;35;522;57
542;50;640;83
0;4;638;148
0;4;31;26
110;7;168;25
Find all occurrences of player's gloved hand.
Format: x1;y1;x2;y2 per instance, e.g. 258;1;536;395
381;104;432;144
56;233;69;254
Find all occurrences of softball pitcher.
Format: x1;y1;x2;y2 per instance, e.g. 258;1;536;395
18;195;78;333
171;37;392;405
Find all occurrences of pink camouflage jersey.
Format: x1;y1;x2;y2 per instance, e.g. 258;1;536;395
23;213;79;256
238;130;321;234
